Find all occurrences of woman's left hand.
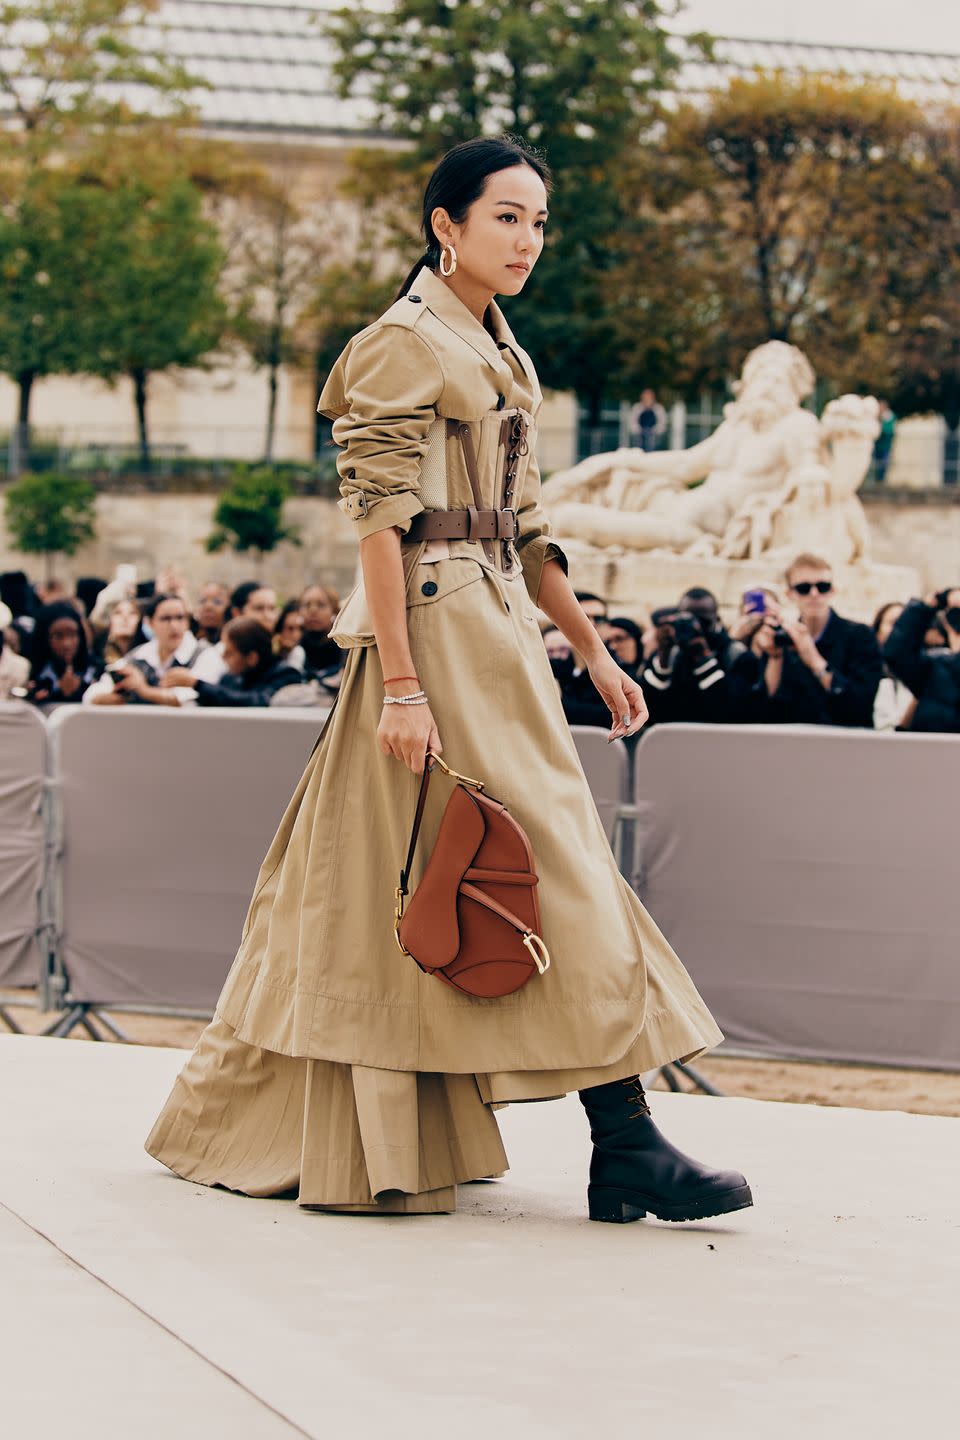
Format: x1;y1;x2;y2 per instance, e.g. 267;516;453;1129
587;651;649;741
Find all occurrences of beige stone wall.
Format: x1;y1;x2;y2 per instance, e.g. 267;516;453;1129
0;492;360;602
864;496;960;592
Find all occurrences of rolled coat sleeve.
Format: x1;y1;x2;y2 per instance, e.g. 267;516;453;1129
514;449;569;603
326;325;444;541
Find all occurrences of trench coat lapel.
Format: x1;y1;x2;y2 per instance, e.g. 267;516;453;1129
412;266;506;374
412;266;541;408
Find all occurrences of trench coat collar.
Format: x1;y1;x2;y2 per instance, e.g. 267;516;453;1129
410;265;528;383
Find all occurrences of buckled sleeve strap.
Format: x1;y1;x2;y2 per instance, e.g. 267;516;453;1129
514;449;569;603
324;325;444;541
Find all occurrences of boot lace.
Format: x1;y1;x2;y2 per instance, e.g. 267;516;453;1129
624;1077;651;1118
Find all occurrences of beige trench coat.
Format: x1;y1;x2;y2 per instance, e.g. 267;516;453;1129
146;267;721;1210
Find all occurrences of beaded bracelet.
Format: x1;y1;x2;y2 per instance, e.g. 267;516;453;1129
383;691;428;706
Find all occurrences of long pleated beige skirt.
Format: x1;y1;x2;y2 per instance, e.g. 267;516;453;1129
145;932;715;1214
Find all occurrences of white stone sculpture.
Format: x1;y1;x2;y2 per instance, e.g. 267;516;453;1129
545;341;879;569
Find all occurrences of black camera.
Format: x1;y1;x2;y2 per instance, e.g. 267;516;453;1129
772;626;794;649
670;613;703;648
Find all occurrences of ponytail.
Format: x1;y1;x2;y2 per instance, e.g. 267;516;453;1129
395;251;432;301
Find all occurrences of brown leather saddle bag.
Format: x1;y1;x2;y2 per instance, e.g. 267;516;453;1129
395;753;551;998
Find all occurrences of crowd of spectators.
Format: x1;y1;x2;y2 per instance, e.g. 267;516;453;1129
0;567;344;711
3;549;959;735
546;552;960;737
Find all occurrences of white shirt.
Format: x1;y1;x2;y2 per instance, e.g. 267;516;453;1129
191;641;228;684
83;634;203;706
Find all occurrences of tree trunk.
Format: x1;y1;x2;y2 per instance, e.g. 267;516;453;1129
10;370;35;476
131;367;151;472
265;355;278;463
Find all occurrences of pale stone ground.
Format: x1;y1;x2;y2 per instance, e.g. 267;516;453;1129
4;994;959;1117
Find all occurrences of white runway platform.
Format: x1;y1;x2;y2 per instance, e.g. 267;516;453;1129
1;1034;957;1439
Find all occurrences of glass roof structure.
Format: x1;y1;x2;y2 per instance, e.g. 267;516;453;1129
3;3;958;139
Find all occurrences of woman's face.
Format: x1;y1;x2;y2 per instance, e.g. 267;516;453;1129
109;600;140;639
242;588;279;632
222;636;255;677
279;610;304;648
606;627;638;668
196;585;228;630
48;617;81;664
876;604;904;647
300;587;334;635
436;163;548;298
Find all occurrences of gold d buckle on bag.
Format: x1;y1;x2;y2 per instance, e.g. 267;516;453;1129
522;931;551;974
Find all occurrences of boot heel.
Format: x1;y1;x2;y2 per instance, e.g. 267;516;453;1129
587;1186;647;1224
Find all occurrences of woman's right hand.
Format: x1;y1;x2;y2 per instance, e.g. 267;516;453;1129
378;697;442;774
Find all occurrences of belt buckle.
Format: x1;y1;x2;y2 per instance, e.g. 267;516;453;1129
500;507;518;540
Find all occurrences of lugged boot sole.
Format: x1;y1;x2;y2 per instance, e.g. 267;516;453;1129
588;1182;754;1224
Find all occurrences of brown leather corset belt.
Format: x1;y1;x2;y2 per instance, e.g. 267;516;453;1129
404;413;529;565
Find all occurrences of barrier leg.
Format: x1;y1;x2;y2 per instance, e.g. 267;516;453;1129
93;1011;131;1043
657;1061;725;1098
44;1004;95;1039
0;1005;23;1033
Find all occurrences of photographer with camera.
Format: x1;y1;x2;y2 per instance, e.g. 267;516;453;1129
641;587;748;725
746;554;882;728
640;587;746;725
882;588;960;732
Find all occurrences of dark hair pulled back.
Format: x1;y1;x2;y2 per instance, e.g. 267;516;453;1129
396;134;551;299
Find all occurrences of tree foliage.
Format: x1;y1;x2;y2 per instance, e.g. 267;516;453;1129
326;1;704;417
607;76;960;417
205;467;301;557
4;471;97;577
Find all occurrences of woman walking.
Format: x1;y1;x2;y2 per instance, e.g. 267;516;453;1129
147;137;752;1224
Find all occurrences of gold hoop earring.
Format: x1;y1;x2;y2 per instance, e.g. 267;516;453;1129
439;243;458;277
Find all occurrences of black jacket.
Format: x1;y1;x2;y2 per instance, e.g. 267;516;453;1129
194;661;304;708
742;610;882;728
641;628;746;726
883;600;960;732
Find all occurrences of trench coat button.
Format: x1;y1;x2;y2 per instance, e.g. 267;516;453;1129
421;580;438;596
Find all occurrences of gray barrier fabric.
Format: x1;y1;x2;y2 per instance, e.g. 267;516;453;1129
0;703;47;987
632;724;960;1072
569;727;628;845
48;708;326;1009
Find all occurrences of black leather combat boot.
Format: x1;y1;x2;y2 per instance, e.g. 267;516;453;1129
578;1077;753;1223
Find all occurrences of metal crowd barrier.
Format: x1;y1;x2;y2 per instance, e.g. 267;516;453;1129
5;705;958;1075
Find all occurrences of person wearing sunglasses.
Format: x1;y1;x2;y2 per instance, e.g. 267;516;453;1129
747;552;883;728
882;588;960;732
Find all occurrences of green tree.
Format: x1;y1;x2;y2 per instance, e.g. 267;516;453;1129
327;1;705;421
225;176;328;462
0;1;198;466
4;471;97;580
57;145;228;469
607;75;959;411
205;467;302;564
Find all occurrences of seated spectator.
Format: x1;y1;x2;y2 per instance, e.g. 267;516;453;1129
179;581;279;686
84;593;202;707
93;597;145;666
1;570;39;655
574;590;607;626
883;590;960;732
26;601;100;705
742;554;882;727
275;600;306;669
641;588;746;725
871;602;915;731
300;583;344;679
192;618;305;708
604;616;644;678
0;601;31;698
192;581;230;645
